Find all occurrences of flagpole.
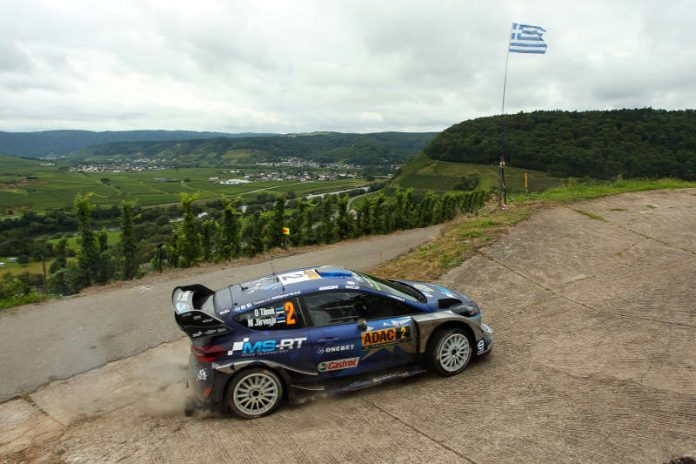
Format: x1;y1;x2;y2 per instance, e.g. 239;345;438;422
499;43;511;208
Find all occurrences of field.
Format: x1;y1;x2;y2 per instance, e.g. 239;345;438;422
391;152;565;193
0;156;368;212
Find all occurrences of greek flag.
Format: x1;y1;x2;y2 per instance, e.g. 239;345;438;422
509;23;547;54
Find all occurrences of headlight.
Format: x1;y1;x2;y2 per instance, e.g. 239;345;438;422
480;323;494;334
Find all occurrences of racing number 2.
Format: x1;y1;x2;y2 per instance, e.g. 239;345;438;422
284;301;297;325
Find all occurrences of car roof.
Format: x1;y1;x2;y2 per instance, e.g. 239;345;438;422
213;265;370;314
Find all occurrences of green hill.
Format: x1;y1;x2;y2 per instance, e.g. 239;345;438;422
392;152;564;194
67;132;438;166
0;130;268;158
425;108;696;180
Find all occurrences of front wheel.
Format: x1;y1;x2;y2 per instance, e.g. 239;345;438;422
427;328;473;376
227;368;283;419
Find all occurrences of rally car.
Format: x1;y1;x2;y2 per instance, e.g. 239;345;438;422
173;266;493;419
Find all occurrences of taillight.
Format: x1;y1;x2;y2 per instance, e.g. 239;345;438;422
191;345;227;363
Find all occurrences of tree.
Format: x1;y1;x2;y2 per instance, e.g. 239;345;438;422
318;196;336;243
242;213;264;256
49;237;68;274
218;200;241;260
336;195;352;240
289;200;307;247
120;201;138;280
201;219;217;262
94;227;112;284
270;195;286;249
176;193;202;267
74;194;99;288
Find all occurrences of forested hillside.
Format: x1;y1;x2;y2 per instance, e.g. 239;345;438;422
68;132;438;166
0;130;265;157
425;109;696;180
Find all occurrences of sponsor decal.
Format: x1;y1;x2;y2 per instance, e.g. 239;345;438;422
270;290;301;301
437;286;456;298
317;344;355;354
317;357;360;372
196;368;208;381
413;283;432;293
176;290;191;302
477;340;485;353
362;326;411;349
277;269;320;286
318;285;339;291
228;336;307;356
381;318;410;327
219;308;231;315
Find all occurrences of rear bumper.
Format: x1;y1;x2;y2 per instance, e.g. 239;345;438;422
187;355;229;406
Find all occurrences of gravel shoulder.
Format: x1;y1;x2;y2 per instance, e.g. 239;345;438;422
2;188;695;463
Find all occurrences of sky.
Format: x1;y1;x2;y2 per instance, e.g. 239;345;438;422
0;0;694;133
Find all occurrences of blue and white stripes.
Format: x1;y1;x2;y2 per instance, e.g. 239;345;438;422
509;23;547;54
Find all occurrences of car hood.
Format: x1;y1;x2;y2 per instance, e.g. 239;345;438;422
397;280;475;310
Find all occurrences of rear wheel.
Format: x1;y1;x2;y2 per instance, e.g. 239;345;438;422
427;328;473;376
227;368;283;419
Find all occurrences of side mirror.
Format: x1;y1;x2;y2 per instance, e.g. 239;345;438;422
357;319;368;332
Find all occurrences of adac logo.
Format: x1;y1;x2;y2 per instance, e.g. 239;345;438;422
317;357;360;372
228;337;307;355
361;326;411;349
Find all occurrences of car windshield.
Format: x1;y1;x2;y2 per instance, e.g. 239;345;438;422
358;272;426;303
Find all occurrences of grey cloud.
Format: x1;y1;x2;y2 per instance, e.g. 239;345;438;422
0;0;693;132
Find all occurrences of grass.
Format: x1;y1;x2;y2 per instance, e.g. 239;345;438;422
0;257;77;276
0;155;369;212
391;152;565;194
371;177;696;282
46;230;120;251
0;292;48;310
372;205;533;282
511;178;695;203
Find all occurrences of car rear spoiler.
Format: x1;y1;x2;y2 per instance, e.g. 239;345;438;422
172;284;232;340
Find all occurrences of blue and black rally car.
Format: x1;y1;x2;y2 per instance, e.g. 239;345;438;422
173;266;493;418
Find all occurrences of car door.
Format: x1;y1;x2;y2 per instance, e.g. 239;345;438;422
301;291;365;378
302;290;420;378
358;292;420;371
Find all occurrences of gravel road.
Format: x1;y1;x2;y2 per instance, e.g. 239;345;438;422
1;189;694;463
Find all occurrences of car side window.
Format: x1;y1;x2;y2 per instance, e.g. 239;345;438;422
302;291;366;327
235;298;303;330
365;293;419;319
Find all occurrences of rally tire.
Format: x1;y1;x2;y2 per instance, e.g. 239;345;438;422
427;328;473;376
227;368;284;419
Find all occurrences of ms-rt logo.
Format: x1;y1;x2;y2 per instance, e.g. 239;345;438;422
228;337;307;355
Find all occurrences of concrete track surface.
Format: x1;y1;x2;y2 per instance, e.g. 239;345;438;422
2;189;695;463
